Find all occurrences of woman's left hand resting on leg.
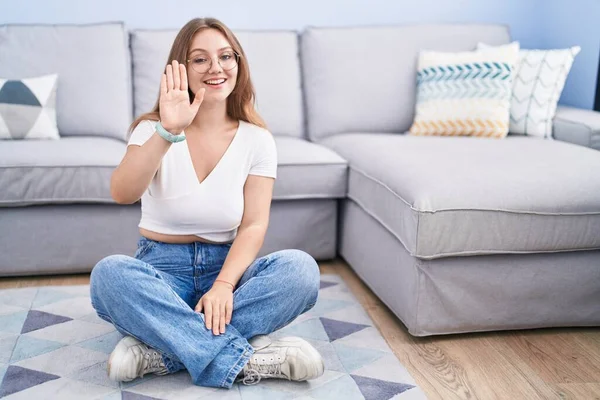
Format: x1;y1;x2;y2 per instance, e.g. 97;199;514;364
195;281;234;335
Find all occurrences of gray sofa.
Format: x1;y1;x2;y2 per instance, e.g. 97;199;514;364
1;22;599;337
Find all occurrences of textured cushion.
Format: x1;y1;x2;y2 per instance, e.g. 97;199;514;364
273;137;347;199
131;29;304;138
478;42;581;138
0;23;132;141
0;74;58;140
554;106;600;150
408;42;519;138
0;137;126;207
301;24;511;141
321;133;600;258
0;136;346;207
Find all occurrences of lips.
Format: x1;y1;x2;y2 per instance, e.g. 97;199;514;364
204;78;226;85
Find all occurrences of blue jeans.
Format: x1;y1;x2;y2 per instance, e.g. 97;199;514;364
89;237;320;389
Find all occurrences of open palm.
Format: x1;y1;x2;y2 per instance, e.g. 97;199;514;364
159;60;205;134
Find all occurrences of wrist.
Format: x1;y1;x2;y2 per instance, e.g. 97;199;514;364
160;123;182;135
155;121;186;143
214;279;235;291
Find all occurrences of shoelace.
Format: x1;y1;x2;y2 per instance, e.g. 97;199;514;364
242;356;284;385
140;349;167;377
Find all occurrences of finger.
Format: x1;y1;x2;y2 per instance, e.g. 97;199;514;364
195;299;203;313
204;301;212;330
213;303;221;335
172;60;180;91
220;303;226;333
180;63;188;91
160;74;167;97
225;299;233;325
191;88;205;111
166;64;174;91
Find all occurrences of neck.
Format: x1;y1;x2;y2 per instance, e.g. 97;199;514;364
189;99;232;134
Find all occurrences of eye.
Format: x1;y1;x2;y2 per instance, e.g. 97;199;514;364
220;52;234;61
192;57;208;64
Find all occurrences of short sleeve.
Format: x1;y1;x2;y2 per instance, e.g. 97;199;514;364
127;120;156;147
249;130;277;179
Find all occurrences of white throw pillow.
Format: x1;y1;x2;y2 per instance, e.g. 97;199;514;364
408;42;519;139
478;42;580;138
0;74;59;140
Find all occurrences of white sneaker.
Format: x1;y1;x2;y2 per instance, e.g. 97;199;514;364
238;336;325;385
107;336;169;382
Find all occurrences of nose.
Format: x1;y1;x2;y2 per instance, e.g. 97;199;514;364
207;56;223;74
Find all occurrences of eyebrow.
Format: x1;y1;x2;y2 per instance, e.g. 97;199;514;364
189;46;233;54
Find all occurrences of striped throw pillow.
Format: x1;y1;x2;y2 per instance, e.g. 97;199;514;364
478;42;580;139
409;42;519;139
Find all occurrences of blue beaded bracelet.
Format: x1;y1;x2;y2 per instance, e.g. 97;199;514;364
155;121;186;143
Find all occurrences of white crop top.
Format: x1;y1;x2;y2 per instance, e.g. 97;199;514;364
127;119;277;243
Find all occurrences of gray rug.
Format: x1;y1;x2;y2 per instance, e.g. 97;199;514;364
0;274;427;399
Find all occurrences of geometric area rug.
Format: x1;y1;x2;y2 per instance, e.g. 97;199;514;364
0;274;428;399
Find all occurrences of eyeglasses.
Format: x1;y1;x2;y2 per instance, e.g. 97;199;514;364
186;51;241;74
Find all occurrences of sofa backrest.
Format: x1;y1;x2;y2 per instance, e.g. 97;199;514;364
0;23;132;142
301;24;511;142
131;29;305;138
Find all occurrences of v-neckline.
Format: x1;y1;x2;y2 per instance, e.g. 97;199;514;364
183;120;242;187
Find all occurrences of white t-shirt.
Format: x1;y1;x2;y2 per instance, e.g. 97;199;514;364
127;119;277;243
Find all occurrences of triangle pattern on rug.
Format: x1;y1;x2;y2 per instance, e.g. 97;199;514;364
0;364;7;387
351;374;415;400
121;391;165;400
320;280;338;290
21;310;72;334
0;311;28;334
306;374;365;399
307;299;354;318
274;317;329;342
320;317;369;341
0;365;60;397
333;342;386;373
10;335;66;363
0;287;38;309
32;288;79;308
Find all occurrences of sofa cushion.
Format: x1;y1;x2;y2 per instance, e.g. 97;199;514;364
0;136;346;207
0;137;126;206
301;24;511;142
321;133;600;259
0;23;132;141
131;29;304;138
274;137;347;200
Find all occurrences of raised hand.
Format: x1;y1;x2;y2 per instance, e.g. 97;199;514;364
159;60;205;134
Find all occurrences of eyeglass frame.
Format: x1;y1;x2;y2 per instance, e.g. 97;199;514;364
185;50;242;73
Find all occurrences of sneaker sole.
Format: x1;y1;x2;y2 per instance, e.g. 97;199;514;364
276;337;325;380
107;336;141;382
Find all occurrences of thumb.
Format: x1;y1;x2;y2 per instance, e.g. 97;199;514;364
192;88;205;109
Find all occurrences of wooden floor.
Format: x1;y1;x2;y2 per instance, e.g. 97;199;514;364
1;259;599;400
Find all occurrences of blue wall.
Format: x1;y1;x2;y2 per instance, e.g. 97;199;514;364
541;0;600;109
1;0;596;109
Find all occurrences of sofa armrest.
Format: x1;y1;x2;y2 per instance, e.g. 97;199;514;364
553;106;600;150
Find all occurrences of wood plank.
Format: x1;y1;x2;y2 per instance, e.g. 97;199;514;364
438;334;559;399
552;383;600;399
501;330;600;384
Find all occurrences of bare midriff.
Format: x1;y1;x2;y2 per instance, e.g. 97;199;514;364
139;227;232;245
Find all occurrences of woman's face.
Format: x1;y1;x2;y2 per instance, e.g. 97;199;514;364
186;28;239;104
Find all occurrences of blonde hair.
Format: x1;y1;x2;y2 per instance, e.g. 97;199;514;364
129;17;266;132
